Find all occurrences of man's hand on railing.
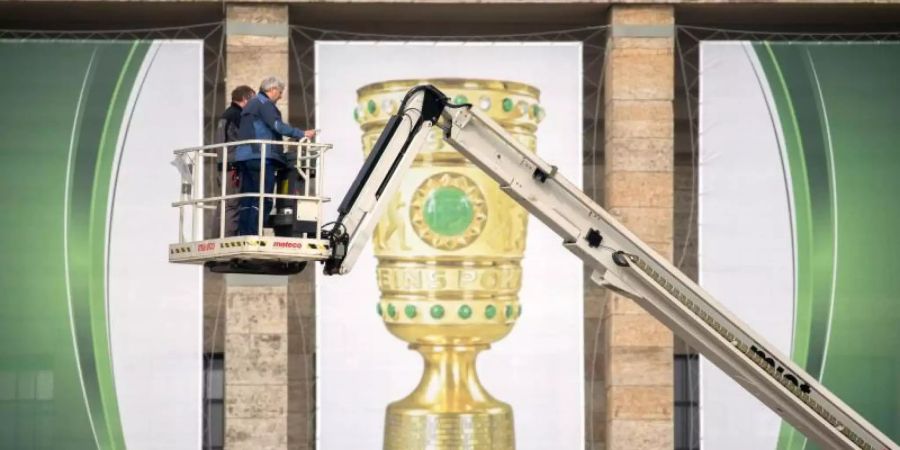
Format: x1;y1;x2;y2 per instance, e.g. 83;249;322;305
304;129;317;139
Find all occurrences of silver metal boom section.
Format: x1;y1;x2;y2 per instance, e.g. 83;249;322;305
441;105;896;450
328;86;896;449
329;90;433;275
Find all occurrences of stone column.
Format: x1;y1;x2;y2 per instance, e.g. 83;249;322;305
602;5;675;450
222;275;313;450
226;3;290;119
287;271;316;450
223;5;296;450
225;279;290;450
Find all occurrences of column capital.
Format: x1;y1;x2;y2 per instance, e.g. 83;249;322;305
225;3;290;129
226;4;289;38
608;5;675;26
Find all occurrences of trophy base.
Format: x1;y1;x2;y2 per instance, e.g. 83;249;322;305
382;344;515;450
384;405;515;450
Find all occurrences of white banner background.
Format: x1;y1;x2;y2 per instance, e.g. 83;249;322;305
108;41;203;450
315;42;584;449
698;41;796;450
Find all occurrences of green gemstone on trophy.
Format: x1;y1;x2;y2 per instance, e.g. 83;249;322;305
485;305;497;319
430;305;445;319
518;304;523;317
453;94;468;105
354;106;360;122
505;304;513;319
458;305;472;319
377;303;383;316
404;305;417;319
532;104;545;122
423;187;474;236
502;97;514;112
387;304;396;319
367;99;377;114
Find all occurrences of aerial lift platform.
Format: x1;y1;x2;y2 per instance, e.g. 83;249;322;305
169;139;333;274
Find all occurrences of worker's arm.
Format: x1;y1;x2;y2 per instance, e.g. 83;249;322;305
260;102;305;139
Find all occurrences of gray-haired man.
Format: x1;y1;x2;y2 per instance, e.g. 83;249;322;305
234;77;315;235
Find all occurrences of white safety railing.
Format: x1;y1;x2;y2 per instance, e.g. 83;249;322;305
171;139;332;244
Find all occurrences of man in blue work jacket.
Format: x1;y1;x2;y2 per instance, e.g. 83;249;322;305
235;76;315;235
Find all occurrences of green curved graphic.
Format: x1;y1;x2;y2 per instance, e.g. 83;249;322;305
0;40;150;449
754;42;900;449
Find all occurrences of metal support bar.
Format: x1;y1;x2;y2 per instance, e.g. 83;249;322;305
172;193;327;207
258;143;267;236
170;139;332;245
220;143;228;239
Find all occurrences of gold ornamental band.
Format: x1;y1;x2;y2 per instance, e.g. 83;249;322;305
385;410;515;449
357;79;543;166
377;299;521;325
376;263;521;295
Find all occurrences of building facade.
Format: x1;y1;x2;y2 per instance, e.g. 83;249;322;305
3;1;898;449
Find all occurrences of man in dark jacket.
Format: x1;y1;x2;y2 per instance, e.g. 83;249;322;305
209;85;255;238
217;85;255;143
235;76;315;235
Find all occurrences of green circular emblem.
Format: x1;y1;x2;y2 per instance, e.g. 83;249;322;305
485;305;497;319
376;303;382;316
453;94;468;105
424;187;473;236
404;305;417;319
409;173;488;251
367;99;377;114
387;304;396;319
430;305;445;319
505;304;514;319
502;97;514;112
458;305;472;320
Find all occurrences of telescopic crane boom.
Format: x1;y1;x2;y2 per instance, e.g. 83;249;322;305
323;85;897;450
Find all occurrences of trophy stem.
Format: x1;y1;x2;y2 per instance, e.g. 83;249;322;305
384;344;515;450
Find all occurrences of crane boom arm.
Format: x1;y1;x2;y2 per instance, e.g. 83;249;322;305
324;85;897;450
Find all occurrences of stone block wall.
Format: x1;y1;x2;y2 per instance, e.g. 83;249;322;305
602;5;675;450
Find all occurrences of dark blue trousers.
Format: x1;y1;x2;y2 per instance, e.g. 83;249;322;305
237;159;284;235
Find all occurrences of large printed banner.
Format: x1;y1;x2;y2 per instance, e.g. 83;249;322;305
699;41;900;449
0;40;202;449
316;42;584;449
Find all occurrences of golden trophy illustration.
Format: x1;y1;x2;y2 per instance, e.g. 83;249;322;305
355;79;545;449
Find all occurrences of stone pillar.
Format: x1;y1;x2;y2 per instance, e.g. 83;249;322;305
225;279;289;450
603;5;675;450
223;5;295;449
226;3;290;119
287;271;316;450
222;276;314;450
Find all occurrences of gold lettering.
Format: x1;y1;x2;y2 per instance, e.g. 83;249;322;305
481;269;499;289
498;269;518;290
428;271;447;290
377;268;395;291
402;270;422;291
459;270;478;289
